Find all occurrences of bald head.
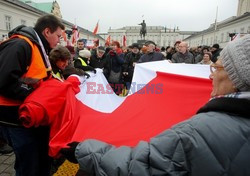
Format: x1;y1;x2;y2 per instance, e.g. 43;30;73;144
179;42;188;54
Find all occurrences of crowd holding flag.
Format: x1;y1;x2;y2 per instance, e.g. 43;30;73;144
18;62;212;157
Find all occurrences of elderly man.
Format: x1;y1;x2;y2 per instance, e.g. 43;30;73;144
138;41;164;63
172;41;194;63
90;46;107;69
61;35;250;176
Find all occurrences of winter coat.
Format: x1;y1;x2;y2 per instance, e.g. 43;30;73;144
75;97;250;176
74;56;95;72
103;50;124;83
122;52;142;82
89;51;107;69
138;52;164;63
172;51;194;64
211;49;222;63
0;25;51;126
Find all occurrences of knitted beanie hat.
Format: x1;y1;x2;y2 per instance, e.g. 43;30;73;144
220;34;250;91
79;49;91;58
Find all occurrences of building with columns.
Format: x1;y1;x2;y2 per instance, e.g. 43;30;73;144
0;0;105;45
184;0;250;48
99;26;197;47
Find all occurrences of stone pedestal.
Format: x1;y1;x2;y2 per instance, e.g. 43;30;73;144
137;40;147;45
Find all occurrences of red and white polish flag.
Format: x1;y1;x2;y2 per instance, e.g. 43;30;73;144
19;61;212;157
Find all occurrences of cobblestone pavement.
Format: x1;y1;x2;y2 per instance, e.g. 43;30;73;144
0;153;15;176
0;153;81;176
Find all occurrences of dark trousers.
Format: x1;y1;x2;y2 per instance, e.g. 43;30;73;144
1;126;52;176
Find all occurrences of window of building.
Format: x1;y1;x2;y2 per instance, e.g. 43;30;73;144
21;19;26;25
221;33;224;43
5;15;12;31
240;27;245;33
214;36;218;43
226;32;230;42
247;26;250;33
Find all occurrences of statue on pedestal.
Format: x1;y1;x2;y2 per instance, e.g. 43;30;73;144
138;20;147;39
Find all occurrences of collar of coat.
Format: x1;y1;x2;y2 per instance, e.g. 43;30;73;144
197;93;250;118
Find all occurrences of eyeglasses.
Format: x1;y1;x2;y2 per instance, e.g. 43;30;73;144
210;64;224;73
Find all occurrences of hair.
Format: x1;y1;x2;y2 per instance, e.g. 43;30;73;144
212;43;220;49
144;40;156;46
203;52;212;60
62;66;85;79
65;45;75;54
49;45;71;64
201;46;209;53
111;41;120;48
34;14;65;33
77;39;84;43
174;41;181;47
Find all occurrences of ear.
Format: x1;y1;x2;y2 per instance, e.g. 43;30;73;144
42;28;51;38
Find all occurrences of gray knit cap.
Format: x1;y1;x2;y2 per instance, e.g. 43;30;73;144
220;34;250;91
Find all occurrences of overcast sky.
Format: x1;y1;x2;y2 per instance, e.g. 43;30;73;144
33;0;238;33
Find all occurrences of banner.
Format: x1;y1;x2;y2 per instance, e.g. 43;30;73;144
19;61;212;157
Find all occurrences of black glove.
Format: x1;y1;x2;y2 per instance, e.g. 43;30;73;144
84;72;90;79
60;142;79;163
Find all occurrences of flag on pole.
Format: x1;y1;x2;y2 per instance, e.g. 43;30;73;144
105;35;111;46
61;30;67;42
123;35;127;47
72;25;79;45
93;21;99;35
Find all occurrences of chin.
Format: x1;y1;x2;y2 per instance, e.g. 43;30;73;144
210;90;217;97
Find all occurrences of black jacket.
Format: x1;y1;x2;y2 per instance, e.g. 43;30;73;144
211;48;222;63
0;25;50;126
75;97;250;176
123;52;142;82
74;56;95;72
103;50;124;81
138;52;164;63
89;51;107;69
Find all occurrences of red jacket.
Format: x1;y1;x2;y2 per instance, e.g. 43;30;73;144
19;76;81;157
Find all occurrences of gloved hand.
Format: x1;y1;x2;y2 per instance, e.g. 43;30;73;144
60;142;79;163
84;72;90;79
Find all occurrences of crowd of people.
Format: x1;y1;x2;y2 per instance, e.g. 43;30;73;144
62;37;222;95
0;14;250;176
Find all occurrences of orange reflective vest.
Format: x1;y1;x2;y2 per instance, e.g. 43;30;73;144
0;34;49;106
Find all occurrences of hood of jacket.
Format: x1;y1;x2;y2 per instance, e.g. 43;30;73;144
8;25;38;44
8;25;51;53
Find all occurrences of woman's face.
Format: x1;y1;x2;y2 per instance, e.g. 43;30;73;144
209;59;236;97
111;44;117;50
56;59;69;71
203;53;210;62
